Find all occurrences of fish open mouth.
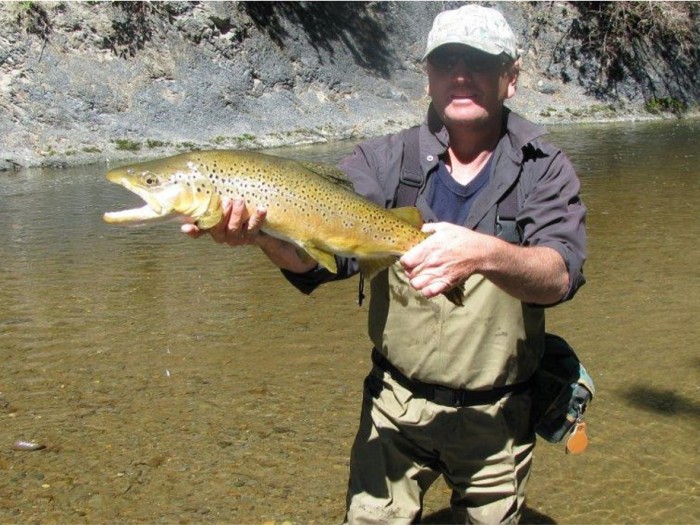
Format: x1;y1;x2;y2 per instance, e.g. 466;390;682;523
103;172;175;224
103;204;164;224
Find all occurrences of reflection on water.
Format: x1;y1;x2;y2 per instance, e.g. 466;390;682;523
1;118;698;523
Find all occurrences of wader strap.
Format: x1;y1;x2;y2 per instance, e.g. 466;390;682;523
358;273;365;306
394;126;423;208
371;349;529;407
495;178;522;244
496;143;545;245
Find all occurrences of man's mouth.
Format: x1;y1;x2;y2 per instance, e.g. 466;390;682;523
450;93;478;103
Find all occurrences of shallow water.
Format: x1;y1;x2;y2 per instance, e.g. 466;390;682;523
1;118;698;524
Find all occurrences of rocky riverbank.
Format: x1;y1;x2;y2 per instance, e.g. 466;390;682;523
1;1;698;170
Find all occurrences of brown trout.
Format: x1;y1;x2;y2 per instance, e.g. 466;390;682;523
103;150;463;305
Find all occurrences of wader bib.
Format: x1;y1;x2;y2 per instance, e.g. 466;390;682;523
368;264;545;391
367;125;545;392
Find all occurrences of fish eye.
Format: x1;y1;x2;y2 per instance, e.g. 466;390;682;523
142;172;159;185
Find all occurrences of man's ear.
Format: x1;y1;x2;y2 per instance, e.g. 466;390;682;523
506;58;521;99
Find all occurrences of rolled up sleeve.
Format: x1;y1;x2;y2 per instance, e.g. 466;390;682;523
520;151;587;302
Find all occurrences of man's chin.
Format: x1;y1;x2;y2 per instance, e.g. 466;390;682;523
443;109;490;127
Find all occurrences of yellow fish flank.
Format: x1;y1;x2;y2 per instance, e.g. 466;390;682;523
103;150;463;305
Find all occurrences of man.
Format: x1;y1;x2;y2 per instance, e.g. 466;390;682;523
184;5;586;524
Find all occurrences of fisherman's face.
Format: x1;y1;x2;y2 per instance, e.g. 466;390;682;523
426;44;518;130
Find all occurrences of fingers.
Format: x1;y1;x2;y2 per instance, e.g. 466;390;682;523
226;198;248;233
406;267;457;299
182;197;267;247
181;223;204;238
207;198;236;244
399;246;424;277
399;222;472;299
421;222;437;234
400;222;447;275
247;206;267;235
400;234;437;277
233;205;267;245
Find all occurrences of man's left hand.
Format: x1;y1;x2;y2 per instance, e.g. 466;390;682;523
400;222;492;300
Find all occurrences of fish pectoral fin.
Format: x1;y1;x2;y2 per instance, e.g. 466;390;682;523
302;244;338;274
358;256;398;281
170;180;223;229
389;207;424;228
193;191;224;230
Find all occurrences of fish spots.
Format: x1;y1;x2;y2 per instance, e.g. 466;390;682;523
112;149;424;257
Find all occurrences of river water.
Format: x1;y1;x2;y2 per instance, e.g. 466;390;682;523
1;118;698;524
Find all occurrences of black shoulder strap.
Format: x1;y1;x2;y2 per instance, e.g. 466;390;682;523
394;126;423;208
496;179;520;219
495;160;523;244
495;143;544;244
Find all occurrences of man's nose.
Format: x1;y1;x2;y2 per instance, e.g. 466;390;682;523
450;58;475;80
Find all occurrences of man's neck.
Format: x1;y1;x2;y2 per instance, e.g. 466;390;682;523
444;116;504;185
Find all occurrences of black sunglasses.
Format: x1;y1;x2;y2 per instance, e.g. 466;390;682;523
427;49;509;73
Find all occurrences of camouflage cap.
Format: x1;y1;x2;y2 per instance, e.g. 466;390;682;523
423;4;519;61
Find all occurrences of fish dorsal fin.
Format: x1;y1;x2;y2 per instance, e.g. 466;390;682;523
298;160;354;190
389;207;424;229
442;283;465;307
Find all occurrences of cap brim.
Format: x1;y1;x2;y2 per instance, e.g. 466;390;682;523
423;39;507;61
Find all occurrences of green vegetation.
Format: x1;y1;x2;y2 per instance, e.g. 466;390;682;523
235;133;256;143
645;97;686;116
12;1;51;37
113;139;141;152
210;135;257;146
104;1;170;58
146;139;170;149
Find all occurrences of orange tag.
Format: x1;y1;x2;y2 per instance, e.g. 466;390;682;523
566;421;589;454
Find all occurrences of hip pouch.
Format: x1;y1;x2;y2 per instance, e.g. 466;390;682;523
531;333;595;454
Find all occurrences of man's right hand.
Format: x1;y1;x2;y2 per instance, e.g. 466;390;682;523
181;197;318;274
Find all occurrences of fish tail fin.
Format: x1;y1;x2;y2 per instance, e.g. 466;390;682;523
443;282;465;307
389;207;424;228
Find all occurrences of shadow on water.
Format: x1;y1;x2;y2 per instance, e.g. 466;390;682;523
240;2;397;77
422;504;556;524
621;385;700;419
